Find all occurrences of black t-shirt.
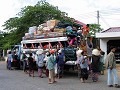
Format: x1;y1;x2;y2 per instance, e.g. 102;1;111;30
28;56;34;65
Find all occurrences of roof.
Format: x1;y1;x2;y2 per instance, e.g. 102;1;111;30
101;27;120;33
74;20;86;26
96;27;120;38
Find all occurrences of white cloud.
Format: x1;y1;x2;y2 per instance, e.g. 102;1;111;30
47;0;120;29
0;0;38;30
0;0;120;31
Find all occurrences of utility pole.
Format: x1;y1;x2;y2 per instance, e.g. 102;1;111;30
97;10;100;47
97;10;100;25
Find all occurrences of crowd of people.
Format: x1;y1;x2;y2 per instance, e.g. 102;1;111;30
76;46;120;88
6;46;120;88
10;48;65;84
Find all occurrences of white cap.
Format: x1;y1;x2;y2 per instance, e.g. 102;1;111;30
76;50;83;56
58;50;62;53
92;49;100;56
36;49;43;55
46;52;49;55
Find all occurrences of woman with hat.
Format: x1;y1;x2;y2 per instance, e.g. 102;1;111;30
46;49;57;84
76;49;83;77
91;49;101;82
28;53;34;77
36;49;45;78
79;51;89;83
56;49;65;79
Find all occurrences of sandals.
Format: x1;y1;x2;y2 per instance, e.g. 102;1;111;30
39;76;43;78
108;85;113;87
115;84;120;88
54;81;57;83
108;84;120;88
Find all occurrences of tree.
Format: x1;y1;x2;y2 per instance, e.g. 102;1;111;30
88;24;103;37
2;0;73;49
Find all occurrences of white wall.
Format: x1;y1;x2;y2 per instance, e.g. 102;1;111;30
96;32;120;38
100;39;109;61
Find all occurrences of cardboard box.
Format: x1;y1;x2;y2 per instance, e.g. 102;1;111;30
47;20;59;29
54;28;66;33
36;30;43;35
48;32;57;38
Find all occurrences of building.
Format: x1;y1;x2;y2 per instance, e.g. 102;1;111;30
96;27;120;62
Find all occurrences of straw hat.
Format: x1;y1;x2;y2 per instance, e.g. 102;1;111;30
92;49;100;56
36;49;43;55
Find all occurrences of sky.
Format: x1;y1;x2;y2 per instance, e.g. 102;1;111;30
0;0;120;31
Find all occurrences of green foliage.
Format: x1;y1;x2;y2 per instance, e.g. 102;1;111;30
2;0;74;49
89;24;103;37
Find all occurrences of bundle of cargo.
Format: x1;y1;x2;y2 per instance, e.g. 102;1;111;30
36;30;44;35
54;28;66;33
25;19;68;39
34;34;45;39
22;37;25;40
24;33;34;40
48;32;64;38
47;20;60;29
28;26;37;34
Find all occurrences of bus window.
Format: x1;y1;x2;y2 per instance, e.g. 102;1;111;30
60;41;69;47
33;43;39;49
41;42;49;49
51;42;58;49
12;46;19;52
25;43;32;49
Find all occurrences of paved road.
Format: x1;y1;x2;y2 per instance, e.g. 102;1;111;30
0;61;120;90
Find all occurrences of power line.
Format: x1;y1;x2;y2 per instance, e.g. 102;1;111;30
78;12;97;19
101;8;120;12
78;11;97;16
100;9;120;16
103;17;120;20
100;14;111;27
76;9;119;27
100;12;120;16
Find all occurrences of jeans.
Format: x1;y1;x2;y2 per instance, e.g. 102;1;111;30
107;68;118;85
23;60;27;72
